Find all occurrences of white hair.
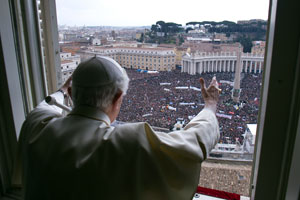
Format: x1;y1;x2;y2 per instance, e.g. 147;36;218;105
72;68;129;111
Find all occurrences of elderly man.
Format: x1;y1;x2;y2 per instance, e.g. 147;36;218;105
19;56;220;200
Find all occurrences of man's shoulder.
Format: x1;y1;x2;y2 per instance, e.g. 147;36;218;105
115;121;146;131
113;122;153;142
20;107;62;136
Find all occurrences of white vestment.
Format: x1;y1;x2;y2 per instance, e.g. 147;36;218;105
19;92;219;200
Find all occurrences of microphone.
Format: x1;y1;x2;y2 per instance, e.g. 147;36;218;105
45;96;72;112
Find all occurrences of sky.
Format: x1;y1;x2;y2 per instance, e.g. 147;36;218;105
56;0;270;27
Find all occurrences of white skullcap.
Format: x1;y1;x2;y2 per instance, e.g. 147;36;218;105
72;56;125;87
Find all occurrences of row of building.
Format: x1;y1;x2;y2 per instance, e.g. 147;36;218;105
78;46;177;71
58;40;266;79
181;51;264;74
60;52;80;82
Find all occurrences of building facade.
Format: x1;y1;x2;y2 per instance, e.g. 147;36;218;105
80;47;176;71
182;51;264;74
174;47;188;66
251;41;266;55
182;42;240;54
60;52;81;82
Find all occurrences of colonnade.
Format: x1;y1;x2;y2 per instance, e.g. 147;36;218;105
181;52;264;75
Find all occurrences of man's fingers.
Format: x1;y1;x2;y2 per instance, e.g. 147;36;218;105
199;78;206;89
199;78;209;98
208;76;221;94
209;76;217;87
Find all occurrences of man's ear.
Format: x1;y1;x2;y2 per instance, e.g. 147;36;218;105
112;90;123;106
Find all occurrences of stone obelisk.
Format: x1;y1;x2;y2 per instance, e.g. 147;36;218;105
232;48;242;102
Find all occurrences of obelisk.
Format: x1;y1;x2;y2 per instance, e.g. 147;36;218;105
232;48;242;102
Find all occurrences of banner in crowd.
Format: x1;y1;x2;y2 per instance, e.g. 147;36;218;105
190;86;201;91
216;113;232;119
220;80;234;86
179;102;195;106
160;83;171;86
164;88;170;92
167;105;177;111
147;70;159;74
175;86;189;89
142;113;153;117
137;69;159;74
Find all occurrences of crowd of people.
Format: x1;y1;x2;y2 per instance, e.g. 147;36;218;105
199;161;252;196
117;68;262;144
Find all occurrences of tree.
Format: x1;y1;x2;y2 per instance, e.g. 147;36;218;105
156;21;166;32
186;27;194;33
236;36;253;53
151;24;159;32
138;33;144;43
178;35;184;45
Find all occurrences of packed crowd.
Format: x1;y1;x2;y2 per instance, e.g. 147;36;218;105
117;68;262;144
199;160;252;197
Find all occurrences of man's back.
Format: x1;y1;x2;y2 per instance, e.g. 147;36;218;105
19;57;220;200
22;104;216;200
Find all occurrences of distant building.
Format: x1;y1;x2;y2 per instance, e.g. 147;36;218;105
92;38;101;46
106;37;115;42
251;41;265;55
60;52;80;82
111;30;116;39
182;42;240;53
237;19;267;24
237;20;250;25
188;29;204;34
101;37;108;45
74;37;91;45
60;44;81;55
249;19;266;23
112;41;140;47
60;52;72;59
214;33;228;42
63;33;77;41
58;33;64;41
158;44;176;49
158;44;186;67
80;46;176;71
175;47;188;66
186;37;212;42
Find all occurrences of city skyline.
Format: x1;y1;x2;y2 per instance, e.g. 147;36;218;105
56;0;269;27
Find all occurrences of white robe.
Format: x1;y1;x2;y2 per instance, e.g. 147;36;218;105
18;91;219;200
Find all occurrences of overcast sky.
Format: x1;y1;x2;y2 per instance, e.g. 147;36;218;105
56;0;270;27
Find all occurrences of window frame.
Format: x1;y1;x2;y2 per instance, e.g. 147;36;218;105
250;0;300;199
0;0;26;196
0;0;59;198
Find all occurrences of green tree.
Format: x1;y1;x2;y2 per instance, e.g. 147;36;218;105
186;27;194;33
236;36;253;53
138;33;144;43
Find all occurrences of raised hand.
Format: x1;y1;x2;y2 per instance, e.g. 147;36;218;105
199;76;220;113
